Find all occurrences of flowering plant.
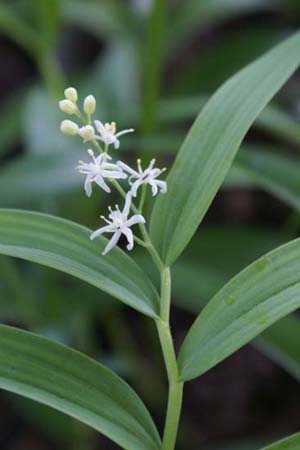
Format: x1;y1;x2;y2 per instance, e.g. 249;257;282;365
0;32;300;450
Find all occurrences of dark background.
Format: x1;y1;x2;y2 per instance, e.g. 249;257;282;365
0;1;300;449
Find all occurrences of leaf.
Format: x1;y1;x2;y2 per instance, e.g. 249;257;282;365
0;210;159;318
150;32;300;266
178;238;300;381
61;0;135;41
236;147;300;211
0;325;161;450
159;96;300;147
169;0;273;51
261;433;300;449
169;227;300;380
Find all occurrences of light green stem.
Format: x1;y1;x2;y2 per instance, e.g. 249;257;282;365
157;267;183;450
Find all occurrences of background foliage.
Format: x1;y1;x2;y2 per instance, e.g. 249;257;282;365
0;1;299;449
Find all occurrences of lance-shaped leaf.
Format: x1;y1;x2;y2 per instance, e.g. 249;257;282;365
150;32;300;265
261;433;300;449
178;239;300;381
0;210;159;318
0;325;161;450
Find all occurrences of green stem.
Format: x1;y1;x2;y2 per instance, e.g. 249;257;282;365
141;0;167;156
157;267;183;450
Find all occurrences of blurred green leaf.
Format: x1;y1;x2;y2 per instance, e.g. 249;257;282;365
0;92;25;156
173;226;289;311
159;97;300;147
150;32;300;266
261;433;300;449
0;210;159;317
61;0;136;41
29;0;60;48
83;41;140;122
0;325;161;450
236;147;300;210
169;0;274;50
170;25;280;94
179;238;300;381
0;3;39;56
0;153;82;207
23;86;76;155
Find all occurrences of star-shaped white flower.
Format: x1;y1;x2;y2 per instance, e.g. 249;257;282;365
77;149;127;197
118;158;167;197
90;192;145;255
94;120;134;149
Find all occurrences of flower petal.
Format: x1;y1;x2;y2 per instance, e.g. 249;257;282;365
94;120;105;134
130;179;143;197
121;227;134;251
94;175;111;193
101;170;127;180
102;230;122;255
90;224;115;240
115;128;134;138
122;191;132;217
84;174;93;197
117;161;138;176
155;180;167;193
113;139;120;149
150;181;158;196
125;214;146;227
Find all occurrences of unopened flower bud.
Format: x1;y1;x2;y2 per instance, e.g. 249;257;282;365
83;95;96;115
79;125;95;141
60;120;79;136
59;99;78;115
64;87;78;103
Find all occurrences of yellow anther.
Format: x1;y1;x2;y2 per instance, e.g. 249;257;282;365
87;149;94;156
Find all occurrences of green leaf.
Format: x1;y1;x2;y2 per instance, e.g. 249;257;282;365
0;210;159;318
236;147;300;210
169;0;273;52
261;433;300;449
150;32;300;266
178;238;300;381
159;97;300;147
0;325;161;450
169;227;300;380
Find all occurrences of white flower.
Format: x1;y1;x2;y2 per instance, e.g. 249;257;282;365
90;192;145;255
59;99;78;115
84;95;96;115
79;125;95;142
60;120;79;136
64;87;78;103
94;120;134;149
77;149;127;197
118;158;167;197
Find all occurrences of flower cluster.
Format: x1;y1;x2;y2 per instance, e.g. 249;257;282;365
59;87;167;255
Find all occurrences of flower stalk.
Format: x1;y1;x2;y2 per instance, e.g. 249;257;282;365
59;87;183;450
157;267;183;450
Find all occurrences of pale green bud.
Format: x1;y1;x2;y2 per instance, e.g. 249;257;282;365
64;87;78;103
83;95;96;115
60;120;79;136
59;99;78;115
79;125;95;141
